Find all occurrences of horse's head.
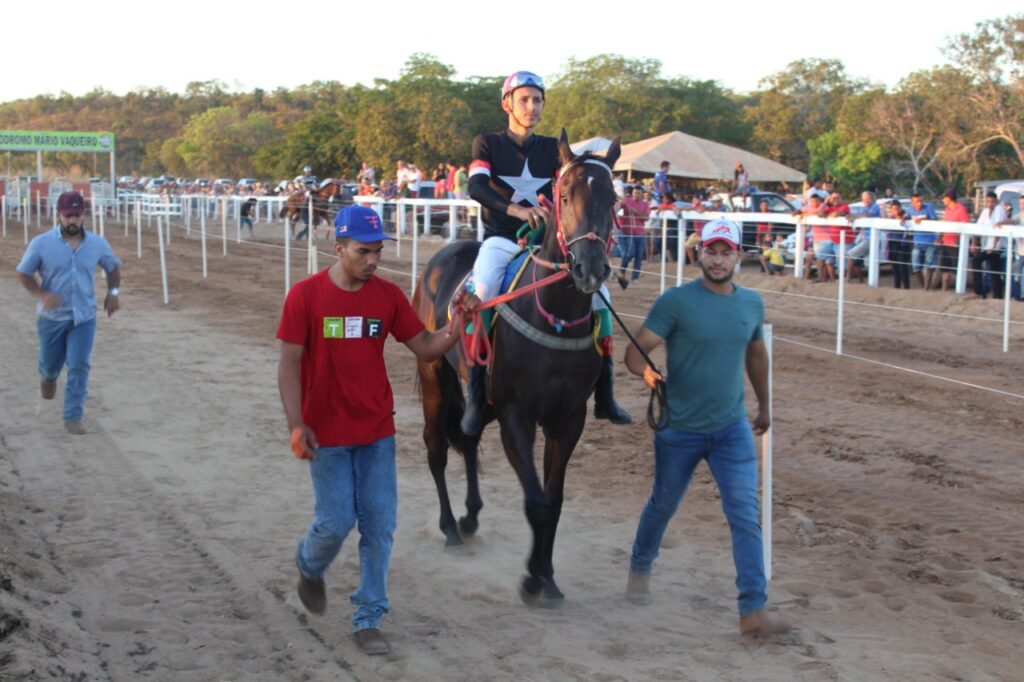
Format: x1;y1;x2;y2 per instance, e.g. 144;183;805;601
552;130;622;294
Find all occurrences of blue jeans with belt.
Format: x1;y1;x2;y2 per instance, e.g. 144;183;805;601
37;317;96;422
296;435;397;632
630;419;766;617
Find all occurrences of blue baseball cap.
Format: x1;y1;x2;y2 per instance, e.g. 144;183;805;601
334;205;394;242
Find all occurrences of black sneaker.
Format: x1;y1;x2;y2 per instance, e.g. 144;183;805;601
296;559;326;614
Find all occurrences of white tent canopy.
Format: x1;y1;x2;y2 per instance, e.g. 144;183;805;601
614;131;805;184
569;136;613;156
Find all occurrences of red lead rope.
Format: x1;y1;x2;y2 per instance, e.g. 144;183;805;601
449;268;571;367
452;162;619;367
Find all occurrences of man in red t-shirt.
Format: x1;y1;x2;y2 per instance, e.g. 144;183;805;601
939;189;970;291
277;205;462;656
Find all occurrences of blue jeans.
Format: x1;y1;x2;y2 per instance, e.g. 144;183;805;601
630;419;766;617
619;234;645;280
37;317;96;422
240;216;253;233
296;436;397;631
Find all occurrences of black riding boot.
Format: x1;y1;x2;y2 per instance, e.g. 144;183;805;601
594;356;632;424
460;364;488;436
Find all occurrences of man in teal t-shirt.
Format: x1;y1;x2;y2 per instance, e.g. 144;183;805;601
622;218;789;637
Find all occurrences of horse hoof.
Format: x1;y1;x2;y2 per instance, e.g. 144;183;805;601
441;526;463;547
458;516;479;537
519;576;565;608
519;575;544;605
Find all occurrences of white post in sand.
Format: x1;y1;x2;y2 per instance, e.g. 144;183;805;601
762;323;773;582
135;201;142;258
676;216;685;286
837;233;846;356
201;208;208;278
99;204;105;237
660;213;669;294
284;218;291;294
794;222;806;280
307;194;315;274
221;197;228;256
412;209;419;295
156;216;169;305
1004;238;1013;353
1;195;6;238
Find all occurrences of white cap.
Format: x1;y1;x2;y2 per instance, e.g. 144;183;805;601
700;218;741;249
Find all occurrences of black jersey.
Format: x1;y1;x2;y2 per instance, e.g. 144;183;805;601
468;130;560;241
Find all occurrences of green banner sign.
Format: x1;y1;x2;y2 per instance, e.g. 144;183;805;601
0;130;115;153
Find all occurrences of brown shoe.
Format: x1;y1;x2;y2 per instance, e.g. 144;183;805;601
41;378;57;400
354;628;390;655
296;560;326;615
64;421;86;435
625;571;652;606
740;610;791;637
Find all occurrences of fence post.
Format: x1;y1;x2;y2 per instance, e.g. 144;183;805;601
221;197;228;256
794;222;806;279
867;224;880;287
156;216;169;305
659;213;669;294
837;233;846;355
284;218;291;294
1004;238;1013;353
761;323;773;582
1;195;5;238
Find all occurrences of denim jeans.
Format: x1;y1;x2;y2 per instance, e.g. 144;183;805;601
630;419;766;617
620;234;646;280
37;317;96;422
296;436;397;632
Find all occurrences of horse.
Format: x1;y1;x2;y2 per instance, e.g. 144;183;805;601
280;181;340;240
412;131;622;606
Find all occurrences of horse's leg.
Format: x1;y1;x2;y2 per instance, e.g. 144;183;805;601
496;405;546;603
420;359;462;547
535;409;587;605
459;432;483;537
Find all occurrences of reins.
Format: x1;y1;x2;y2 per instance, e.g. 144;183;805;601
595;288;669;431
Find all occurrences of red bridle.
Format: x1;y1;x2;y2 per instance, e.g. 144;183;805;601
532;158;618;270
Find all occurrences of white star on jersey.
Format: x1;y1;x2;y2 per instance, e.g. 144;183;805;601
498;159;550;207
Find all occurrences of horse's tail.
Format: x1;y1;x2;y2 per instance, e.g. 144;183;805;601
439;359;471;457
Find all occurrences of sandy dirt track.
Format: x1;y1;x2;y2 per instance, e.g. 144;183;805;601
1;217;1022;681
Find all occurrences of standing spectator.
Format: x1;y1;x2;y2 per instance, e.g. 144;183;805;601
971;191;1008;299
618;186;651;287
754;199;773;244
395;161;410;198
794;195;832;281
846;191;881;283
733;163;750;199
622;218;789;637
907;192;939;290
996;195;1024;300
240;195;258;238
887;199;912;289
407;164;422;198
938;189;969;292
432;163;448;199
15;191;122;434
452;163;469;200
357;162;376;186
278;205;464;656
445;162;457;199
653;161;674;204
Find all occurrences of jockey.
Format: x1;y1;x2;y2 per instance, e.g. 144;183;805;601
458;70;631;436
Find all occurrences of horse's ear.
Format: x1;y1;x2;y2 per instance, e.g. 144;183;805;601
558;128;575;166
604;137;622;167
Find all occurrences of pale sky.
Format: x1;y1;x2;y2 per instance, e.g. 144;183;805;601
2;1;1020;104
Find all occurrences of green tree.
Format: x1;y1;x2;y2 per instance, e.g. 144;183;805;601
746;58;864;170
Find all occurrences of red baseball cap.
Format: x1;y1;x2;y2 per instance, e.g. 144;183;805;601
57;191;85;216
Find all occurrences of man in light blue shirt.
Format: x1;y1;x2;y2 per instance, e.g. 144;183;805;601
907;192;939;289
16;191;122;434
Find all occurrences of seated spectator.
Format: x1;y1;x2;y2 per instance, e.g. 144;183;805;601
758;233;786;276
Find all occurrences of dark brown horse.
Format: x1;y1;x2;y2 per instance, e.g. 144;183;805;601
412;131;622;606
280;181;339;240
